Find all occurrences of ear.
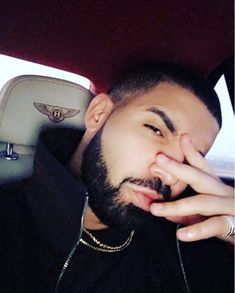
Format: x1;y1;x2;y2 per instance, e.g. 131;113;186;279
84;93;114;132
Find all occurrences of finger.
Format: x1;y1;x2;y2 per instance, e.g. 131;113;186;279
150;195;234;217
180;134;215;175
155;154;233;196
165;214;205;226
176;216;231;242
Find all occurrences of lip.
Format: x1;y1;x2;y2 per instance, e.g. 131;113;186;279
132;186;163;199
131;187;164;211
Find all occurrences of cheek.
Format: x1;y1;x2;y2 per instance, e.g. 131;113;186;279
101;130;154;185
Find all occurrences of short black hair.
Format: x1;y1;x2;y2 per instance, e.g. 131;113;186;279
108;61;222;128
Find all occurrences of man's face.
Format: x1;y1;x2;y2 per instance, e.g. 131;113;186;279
81;82;219;230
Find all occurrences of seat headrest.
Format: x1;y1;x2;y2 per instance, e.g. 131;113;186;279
0;75;93;147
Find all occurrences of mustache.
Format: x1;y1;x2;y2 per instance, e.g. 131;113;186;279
120;177;172;201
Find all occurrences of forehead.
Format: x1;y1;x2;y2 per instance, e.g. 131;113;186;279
111;82;219;153
124;82;206;111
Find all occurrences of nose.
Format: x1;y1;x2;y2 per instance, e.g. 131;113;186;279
149;161;179;186
149;138;184;186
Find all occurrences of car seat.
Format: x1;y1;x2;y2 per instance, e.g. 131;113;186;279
0;75;92;184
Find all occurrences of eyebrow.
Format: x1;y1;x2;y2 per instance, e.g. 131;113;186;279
146;107;177;133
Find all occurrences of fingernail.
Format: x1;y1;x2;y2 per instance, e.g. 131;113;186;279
178;229;194;239
156;154;170;164
183;134;192;144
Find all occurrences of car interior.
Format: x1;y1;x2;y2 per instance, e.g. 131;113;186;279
0;1;234;186
0;75;92;183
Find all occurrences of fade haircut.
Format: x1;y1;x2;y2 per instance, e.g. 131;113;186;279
108;61;222;128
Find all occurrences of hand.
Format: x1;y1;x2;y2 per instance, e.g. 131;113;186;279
150;134;234;242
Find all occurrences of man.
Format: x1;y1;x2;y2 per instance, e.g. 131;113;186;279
0;61;234;292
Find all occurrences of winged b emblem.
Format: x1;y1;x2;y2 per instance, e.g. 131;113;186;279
34;102;80;123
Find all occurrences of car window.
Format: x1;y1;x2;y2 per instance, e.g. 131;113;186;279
206;74;234;178
0;54;90;93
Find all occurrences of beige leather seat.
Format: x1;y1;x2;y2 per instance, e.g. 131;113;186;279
0;75;92;184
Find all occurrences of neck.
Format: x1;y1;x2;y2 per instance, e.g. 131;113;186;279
84;206;108;230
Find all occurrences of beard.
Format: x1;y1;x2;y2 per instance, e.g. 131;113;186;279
81;127;171;231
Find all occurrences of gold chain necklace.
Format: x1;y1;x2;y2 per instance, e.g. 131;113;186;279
80;228;135;253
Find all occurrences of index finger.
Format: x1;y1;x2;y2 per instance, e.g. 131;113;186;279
180;134;216;176
156;154;233;196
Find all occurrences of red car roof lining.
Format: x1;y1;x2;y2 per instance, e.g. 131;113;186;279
0;0;233;93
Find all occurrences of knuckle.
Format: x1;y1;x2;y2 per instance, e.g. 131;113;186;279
213;216;222;226
213;216;225;235
171;200;183;211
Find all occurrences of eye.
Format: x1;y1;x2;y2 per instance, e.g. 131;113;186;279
144;124;163;137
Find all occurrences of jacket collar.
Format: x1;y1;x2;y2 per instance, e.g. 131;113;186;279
25;127;88;260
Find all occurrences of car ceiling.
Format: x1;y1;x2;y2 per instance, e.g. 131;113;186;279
0;0;233;93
